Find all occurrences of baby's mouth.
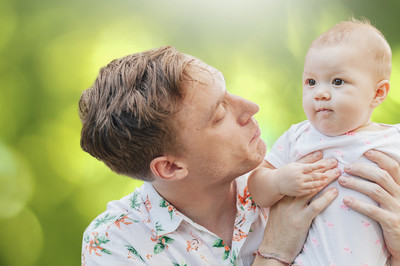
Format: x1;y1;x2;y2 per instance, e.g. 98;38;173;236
316;108;333;113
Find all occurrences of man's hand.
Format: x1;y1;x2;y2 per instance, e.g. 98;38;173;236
253;151;340;265
338;150;400;265
253;187;339;265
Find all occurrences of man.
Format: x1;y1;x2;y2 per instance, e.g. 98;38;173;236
80;46;400;265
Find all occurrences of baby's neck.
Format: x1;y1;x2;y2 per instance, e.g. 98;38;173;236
351;122;388;133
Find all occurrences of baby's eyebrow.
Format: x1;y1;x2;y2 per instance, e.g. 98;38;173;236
302;71;314;76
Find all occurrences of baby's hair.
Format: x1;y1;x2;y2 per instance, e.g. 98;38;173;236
311;18;392;81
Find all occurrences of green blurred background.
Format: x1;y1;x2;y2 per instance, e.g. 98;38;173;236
1;0;400;265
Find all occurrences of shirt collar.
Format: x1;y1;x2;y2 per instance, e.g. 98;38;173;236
231;174;260;249
141;174;260;239
141;182;183;236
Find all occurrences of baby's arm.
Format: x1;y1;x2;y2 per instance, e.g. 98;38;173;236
248;160;330;208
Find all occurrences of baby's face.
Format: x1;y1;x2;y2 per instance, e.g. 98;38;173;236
302;44;377;136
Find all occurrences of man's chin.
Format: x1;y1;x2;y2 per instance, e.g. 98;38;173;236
257;138;267;161
247;147;267;173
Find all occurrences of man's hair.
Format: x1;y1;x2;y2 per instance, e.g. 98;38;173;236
310;18;392;81
79;46;194;181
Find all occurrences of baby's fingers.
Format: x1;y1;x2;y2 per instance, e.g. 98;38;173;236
304;180;328;189
298;168;341;197
295;181;329;196
303;169;340;182
302;158;338;174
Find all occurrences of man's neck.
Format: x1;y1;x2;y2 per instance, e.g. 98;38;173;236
152;178;238;247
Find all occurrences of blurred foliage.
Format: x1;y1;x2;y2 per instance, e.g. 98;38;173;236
1;0;400;265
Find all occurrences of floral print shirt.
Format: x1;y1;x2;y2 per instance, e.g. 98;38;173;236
81;174;268;265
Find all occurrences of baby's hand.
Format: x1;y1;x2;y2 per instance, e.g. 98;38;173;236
276;162;331;196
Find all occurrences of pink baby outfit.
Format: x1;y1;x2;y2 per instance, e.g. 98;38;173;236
266;120;400;266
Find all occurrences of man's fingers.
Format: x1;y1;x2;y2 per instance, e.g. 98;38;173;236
317;168;341;185
343;163;399;197
338;175;392;207
364;150;400;186
343;196;389;226
304;188;338;220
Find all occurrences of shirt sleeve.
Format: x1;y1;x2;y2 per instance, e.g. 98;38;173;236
82;226;150;266
81;210;151;266
265;129;292;168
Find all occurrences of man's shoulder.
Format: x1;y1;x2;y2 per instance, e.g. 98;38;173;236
83;187;149;237
81;187;157;264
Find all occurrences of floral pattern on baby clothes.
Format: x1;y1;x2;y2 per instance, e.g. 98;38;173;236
81;174;268;266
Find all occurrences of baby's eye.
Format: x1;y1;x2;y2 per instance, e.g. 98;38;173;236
332;79;344;86
307;79;316;86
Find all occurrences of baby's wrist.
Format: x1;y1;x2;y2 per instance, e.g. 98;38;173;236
273;169;285;195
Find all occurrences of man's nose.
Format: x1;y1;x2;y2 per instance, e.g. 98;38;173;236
235;96;259;125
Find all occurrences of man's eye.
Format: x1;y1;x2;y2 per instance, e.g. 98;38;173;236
332;79;344;86
214;112;225;123
214;116;224;124
307;79;316;86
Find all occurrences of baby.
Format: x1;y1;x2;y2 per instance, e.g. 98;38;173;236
248;19;400;265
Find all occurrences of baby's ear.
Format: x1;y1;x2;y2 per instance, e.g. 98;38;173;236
371;80;390;108
150;156;188;181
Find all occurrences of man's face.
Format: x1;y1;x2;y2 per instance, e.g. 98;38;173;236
176;61;266;185
302;44;377;136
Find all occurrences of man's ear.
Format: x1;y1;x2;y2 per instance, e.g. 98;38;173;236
150;156;188;181
371;80;390;108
